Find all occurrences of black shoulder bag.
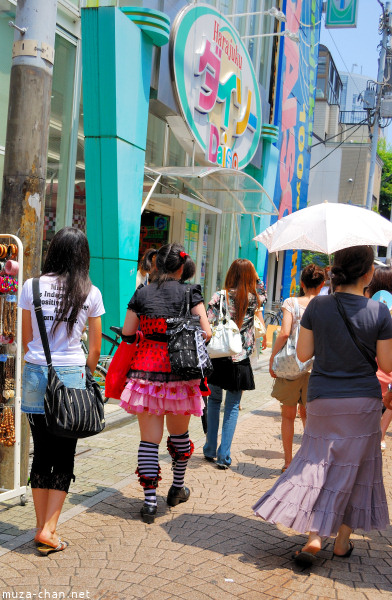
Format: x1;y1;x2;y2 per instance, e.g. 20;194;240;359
166;286;213;379
333;293;377;372
32;278;105;439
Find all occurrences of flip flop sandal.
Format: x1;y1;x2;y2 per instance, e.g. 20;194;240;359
34;529;42;546
37;539;69;556
292;550;318;566
333;540;354;558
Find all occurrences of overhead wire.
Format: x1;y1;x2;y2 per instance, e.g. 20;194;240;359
312;119;368;147
310;123;366;170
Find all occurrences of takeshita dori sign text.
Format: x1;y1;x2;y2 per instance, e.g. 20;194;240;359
170;4;262;170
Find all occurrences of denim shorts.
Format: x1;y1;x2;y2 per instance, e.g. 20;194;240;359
22;363;86;415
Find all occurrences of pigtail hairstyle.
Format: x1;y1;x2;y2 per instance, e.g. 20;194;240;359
152;243;196;287
224;259;260;329
41;227;92;337
331;245;374;287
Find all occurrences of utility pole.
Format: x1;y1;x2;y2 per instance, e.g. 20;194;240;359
0;0;57;276
365;1;391;212
0;0;57;489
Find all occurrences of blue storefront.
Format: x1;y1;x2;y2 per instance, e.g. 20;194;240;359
81;0;323;329
270;0;323;300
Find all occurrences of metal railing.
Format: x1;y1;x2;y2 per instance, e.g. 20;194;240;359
339;110;368;124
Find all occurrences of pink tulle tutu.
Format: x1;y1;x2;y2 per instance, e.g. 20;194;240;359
119;378;204;416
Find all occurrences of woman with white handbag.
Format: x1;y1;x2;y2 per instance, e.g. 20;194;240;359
203;259;266;469
269;264;325;472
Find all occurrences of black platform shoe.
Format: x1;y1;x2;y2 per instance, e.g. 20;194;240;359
167;485;190;507
140;503;157;524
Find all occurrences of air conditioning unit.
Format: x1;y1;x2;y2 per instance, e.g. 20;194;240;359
380;97;392;118
363;89;376;109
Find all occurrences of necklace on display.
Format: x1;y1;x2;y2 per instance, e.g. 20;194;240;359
3;300;16;338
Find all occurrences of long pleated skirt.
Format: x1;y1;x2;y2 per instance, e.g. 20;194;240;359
252;397;389;537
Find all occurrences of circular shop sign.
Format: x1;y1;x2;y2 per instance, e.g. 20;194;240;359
170;3;262;170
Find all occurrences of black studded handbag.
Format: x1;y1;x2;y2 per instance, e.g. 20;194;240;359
166;286;213;380
32;278;106;439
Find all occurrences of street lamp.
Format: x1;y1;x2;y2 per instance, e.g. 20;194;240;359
241;29;299;42
227;7;287;23
227;7;299;45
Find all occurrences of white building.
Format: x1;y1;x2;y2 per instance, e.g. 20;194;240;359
340;71;371;122
308;46;382;209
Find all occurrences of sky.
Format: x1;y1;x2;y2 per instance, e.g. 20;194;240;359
319;1;381;80
318;0;391;142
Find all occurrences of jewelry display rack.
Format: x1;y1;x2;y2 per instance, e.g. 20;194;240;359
0;234;27;505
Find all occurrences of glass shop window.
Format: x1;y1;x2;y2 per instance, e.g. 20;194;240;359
43;35;77;258
145;114;166;167
72;90;86;234
0;9;13;149
168;129;186;166
139;210;170;261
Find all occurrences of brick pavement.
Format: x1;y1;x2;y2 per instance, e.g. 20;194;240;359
0;359;392;599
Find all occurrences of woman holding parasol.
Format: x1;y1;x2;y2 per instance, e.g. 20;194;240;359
253;245;392;564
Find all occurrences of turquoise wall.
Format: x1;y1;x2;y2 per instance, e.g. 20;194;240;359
81;7;155;331
240;138;279;282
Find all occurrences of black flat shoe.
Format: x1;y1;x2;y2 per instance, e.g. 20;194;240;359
167;485;190;507
292;550;318;566
203;455;215;463
140;503;157;524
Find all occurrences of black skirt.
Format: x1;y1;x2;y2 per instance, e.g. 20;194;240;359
208;357;255;392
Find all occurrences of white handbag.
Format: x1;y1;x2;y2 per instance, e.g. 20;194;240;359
272;298;313;380
207;290;243;358
254;314;266;339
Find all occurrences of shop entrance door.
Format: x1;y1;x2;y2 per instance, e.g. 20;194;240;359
139;197;221;303
139;210;171;260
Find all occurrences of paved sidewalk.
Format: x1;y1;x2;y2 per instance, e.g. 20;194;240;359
0;351;271;549
0;359;392;599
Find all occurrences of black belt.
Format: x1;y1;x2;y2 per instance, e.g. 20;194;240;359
144;333;167;342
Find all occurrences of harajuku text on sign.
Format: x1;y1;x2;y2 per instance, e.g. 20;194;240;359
170;4;262;170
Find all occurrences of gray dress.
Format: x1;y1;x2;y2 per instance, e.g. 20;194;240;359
253;293;392;536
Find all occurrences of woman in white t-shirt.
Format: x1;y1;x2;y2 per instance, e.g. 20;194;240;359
269;264;325;472
19;227;105;555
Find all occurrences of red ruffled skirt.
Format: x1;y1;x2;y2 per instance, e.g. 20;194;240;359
119;315;204;416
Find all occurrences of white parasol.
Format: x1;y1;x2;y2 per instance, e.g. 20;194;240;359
254;202;392;254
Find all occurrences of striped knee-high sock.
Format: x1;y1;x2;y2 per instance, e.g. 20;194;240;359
137;441;160;507
168;432;192;489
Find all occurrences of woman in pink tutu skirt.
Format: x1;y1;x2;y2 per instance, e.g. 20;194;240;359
253;246;392;565
120;243;211;523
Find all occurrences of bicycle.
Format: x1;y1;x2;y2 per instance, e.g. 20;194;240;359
81;325;122;400
264;301;283;327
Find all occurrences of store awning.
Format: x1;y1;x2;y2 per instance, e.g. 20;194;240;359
142;166;278;216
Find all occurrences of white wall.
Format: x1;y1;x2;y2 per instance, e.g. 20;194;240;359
308;144;342;205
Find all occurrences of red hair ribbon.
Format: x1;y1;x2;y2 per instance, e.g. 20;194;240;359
180;251;188;259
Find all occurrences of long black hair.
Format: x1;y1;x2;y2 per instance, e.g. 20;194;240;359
41;227;92;336
151;243;195;286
